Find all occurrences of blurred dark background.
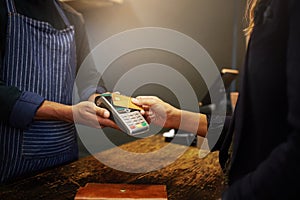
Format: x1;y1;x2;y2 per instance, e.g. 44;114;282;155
62;0;247;157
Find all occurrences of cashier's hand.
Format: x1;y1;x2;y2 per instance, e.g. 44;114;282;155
72;101;119;129
132;96;181;129
35;99;119;130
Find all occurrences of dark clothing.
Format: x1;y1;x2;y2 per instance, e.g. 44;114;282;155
0;0;105;125
0;0;105;183
215;0;300;199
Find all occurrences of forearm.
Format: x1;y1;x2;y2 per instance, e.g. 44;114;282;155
175;110;208;137
34;100;73;123
34;93;102;123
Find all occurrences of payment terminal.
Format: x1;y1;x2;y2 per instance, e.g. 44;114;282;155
95;93;149;136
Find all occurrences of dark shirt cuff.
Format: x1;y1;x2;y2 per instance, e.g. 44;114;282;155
207;115;231;152
9;91;45;129
80;86;106;101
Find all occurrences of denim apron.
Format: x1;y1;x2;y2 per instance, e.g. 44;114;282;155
0;0;78;183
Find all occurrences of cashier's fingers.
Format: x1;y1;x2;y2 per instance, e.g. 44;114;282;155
94;106;120;130
72;101;119;129
97;117;120;130
94;106;110;119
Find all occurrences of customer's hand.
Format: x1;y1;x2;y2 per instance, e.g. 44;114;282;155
132;96;181;129
132;96;208;136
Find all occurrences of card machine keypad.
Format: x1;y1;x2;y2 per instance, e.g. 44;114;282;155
95;94;149;135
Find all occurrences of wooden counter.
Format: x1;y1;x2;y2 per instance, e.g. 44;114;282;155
0;134;225;200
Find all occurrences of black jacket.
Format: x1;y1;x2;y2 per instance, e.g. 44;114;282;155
217;0;300;199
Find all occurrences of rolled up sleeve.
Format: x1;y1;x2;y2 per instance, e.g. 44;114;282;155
9;91;45;129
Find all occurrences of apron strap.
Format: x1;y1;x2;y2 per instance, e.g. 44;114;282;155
6;0;71;27
53;0;71;27
5;0;17;13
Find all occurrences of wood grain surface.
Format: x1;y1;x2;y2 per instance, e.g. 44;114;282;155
0;134;226;200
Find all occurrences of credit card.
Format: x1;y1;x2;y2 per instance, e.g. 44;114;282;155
111;93;143;111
